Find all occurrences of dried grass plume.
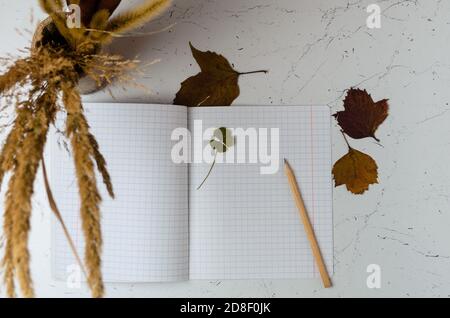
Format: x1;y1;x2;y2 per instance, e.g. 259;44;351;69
0;0;170;297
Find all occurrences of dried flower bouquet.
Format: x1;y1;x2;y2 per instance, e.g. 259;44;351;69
0;0;171;298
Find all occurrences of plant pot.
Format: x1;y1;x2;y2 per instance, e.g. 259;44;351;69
32;17;107;95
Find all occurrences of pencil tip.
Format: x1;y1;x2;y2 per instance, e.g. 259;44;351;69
284;158;288;165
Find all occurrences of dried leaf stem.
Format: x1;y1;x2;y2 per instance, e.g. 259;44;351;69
7;88;58;297
41;158;88;279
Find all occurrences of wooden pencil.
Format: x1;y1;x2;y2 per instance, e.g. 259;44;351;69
284;158;332;288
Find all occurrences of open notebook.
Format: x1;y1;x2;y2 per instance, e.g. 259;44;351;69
49;103;333;282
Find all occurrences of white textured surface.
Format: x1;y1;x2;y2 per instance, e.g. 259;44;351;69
1;0;450;297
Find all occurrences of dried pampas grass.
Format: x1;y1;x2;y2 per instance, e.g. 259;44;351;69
40;0;172;47
63;83;104;297
101;0;171;43
0;0;171;298
0;38;136;299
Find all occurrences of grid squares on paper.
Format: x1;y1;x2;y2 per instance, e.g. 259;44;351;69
50;103;332;282
188;106;333;279
49;103;189;282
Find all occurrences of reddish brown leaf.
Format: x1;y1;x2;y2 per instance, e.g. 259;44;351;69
334;88;388;142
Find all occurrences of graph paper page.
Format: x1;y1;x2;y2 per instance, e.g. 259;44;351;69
50;103;189;282
188;106;333;279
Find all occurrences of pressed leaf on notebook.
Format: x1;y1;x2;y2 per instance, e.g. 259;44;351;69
332;147;378;195
333;88;388;142
210;127;235;153
174;43;267;107
197;127;235;190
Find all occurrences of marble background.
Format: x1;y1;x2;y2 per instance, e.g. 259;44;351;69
1;0;450;297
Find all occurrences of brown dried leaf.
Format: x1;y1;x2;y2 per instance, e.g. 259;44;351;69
334;88;388;142
174;43;267;107
174;43;239;106
332;147;378;195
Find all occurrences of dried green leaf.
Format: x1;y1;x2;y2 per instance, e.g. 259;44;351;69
198;127;235;189
210;127;234;153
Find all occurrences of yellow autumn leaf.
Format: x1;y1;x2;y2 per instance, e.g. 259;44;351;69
332;147;378;194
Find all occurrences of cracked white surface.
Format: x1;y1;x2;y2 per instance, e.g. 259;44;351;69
1;0;450;297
